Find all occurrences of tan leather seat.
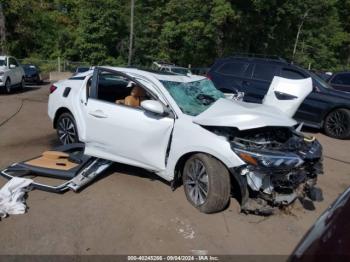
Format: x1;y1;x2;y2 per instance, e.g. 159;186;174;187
116;86;146;107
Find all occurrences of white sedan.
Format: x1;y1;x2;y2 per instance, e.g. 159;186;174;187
48;67;323;214
0;55;25;93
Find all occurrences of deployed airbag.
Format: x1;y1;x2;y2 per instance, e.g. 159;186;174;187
0;177;32;218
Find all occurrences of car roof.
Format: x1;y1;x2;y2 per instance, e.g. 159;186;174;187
214;56;289;66
71;67;206;82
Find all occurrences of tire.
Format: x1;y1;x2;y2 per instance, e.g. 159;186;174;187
5;78;11;94
19;77;25;90
324;108;350;139
182;153;231;213
56;112;79;145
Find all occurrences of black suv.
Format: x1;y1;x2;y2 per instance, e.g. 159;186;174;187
208;56;350;139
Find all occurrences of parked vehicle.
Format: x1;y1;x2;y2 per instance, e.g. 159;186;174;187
208;56;350;139
23;64;42;84
327;71;350;93
0;55;25;93
152;61;191;75
191;67;210;76
73;66;91;76
47;67;323;214
290;187;350;261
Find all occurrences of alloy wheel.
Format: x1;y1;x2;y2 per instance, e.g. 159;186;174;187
325;110;349;138
57;117;77;144
184;159;209;206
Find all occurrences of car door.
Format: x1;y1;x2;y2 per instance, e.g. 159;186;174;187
210;60;251;93
8;57;20;84
243;63;280;103
82;68;175;171
329;73;350;93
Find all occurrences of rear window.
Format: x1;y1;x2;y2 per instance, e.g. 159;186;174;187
216;62;249;77
252;64;278;81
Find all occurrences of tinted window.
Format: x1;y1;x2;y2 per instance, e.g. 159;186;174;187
9;58;18;67
252;64;278;81
331;73;350;85
217;62;249;77
281;68;306;79
97;70;131;103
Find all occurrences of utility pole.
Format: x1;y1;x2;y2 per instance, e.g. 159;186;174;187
128;0;135;66
292;10;309;62
0;3;6;55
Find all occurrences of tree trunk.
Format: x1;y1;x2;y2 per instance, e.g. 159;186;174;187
0;3;6;55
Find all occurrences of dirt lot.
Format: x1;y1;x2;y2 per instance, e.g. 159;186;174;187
0;83;350;255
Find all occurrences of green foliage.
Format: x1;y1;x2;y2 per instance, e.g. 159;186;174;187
1;0;350;70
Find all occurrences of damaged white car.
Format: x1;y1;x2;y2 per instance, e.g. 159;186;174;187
2;67;323;215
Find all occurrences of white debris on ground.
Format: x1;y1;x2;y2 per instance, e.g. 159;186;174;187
171;217;196;239
0;177;32;218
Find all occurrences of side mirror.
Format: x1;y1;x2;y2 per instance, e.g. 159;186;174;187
9;64;16;69
141;100;164;115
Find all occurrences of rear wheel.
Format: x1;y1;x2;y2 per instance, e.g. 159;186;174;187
5;78;11;94
183;153;231;213
19;77;25;90
56;112;79;145
324;108;350;139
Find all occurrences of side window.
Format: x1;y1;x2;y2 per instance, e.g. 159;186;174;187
96;70;152;108
216;62;249;77
331;73;350;85
281;68;306;79
9;58;18;67
252;64;278;82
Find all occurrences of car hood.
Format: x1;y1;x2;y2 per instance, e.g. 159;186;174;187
193;98;297;130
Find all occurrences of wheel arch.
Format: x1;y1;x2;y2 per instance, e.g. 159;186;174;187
53;107;73;129
171;151;248;206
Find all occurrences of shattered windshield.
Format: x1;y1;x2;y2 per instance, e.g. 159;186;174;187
161;79;225;116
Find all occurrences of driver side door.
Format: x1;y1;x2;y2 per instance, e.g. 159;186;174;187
83;68;175;171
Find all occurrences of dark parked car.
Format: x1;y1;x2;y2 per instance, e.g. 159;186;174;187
290;187;350;261
327;71;350;93
191;67;210;76
73;66;91;76
23;64;42;84
208;56;350;139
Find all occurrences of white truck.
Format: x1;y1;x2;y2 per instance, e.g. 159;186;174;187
0;55;25;93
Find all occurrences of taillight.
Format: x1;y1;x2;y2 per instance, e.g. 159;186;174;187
49;84;57;94
206;73;212;80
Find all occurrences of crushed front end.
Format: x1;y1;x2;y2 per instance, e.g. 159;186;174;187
209;126;324;215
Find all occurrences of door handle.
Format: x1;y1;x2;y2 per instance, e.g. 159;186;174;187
88;110;108;118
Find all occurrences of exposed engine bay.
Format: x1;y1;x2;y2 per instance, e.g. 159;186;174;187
207;126;323;215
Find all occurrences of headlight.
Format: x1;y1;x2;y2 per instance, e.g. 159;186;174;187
0;71;4;76
234;148;304;168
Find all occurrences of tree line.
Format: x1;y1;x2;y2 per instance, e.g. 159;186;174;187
0;0;349;71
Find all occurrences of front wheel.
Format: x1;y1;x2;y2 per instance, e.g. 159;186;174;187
19;77;25;90
183;153;231;213
5;78;11;94
324;109;350;139
56;112;79;145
